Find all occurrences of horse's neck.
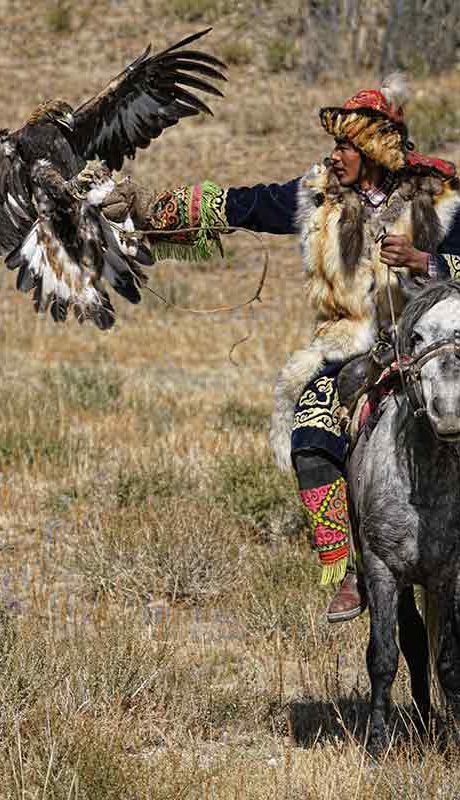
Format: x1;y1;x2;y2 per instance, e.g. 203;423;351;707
394;398;460;492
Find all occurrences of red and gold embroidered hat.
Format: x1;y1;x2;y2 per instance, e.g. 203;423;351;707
320;74;456;178
320;74;410;172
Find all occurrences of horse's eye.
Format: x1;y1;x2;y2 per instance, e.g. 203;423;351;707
410;331;424;349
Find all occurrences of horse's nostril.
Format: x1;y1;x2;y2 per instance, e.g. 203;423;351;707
432;395;442;416
430;393;460;420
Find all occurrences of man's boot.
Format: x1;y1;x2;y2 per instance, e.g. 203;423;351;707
326;570;367;623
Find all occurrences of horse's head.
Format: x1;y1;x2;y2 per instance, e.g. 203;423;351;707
400;281;460;441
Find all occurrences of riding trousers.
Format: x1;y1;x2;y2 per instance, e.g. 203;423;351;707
291;362;351;585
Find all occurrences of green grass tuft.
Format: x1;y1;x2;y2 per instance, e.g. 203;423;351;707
215;454;307;540
46;364;122;412
46;0;72;33
409;93;460;151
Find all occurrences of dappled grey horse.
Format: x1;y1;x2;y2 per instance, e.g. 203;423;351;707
349;280;460;755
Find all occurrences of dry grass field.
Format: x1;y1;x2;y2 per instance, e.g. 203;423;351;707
1;1;460;797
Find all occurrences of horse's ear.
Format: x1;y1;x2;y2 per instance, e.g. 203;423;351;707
395;272;431;302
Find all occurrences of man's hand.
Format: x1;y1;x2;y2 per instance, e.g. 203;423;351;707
380;234;429;275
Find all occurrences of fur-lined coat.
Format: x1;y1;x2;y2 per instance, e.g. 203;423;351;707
136;166;460;471
267;164;460;471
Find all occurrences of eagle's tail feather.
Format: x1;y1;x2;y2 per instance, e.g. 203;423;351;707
6;217;117;328
101;249;143;304
74;285;115;330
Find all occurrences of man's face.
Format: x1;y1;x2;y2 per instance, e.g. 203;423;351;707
330;139;362;186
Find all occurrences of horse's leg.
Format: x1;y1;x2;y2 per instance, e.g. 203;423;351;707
398;586;430;733
437;579;460;724
365;557;399;756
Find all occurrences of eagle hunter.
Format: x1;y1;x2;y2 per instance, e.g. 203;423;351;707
0;28;225;328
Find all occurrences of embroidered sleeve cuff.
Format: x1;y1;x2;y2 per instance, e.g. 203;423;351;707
145;181;229;261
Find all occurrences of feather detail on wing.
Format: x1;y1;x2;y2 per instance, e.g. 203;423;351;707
6;218;116;329
6;160;153;329
0;132;36;254
71;28;226;171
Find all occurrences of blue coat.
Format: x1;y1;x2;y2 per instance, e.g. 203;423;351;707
225;178;460;278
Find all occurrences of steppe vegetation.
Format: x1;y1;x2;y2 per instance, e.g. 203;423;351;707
0;0;460;796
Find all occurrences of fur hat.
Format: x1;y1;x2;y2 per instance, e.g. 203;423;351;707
320;74;411;172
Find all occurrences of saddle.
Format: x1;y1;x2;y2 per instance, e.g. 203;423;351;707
337;344;400;447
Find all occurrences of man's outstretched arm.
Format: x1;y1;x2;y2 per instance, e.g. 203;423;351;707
101;176;302;262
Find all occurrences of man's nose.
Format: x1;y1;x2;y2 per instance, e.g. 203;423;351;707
330;149;340;163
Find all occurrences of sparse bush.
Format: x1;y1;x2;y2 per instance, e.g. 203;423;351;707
409;93;460;152
220;39;254;66
47;0;72;32
0;428;86;469
236;544;319;646
159;0;220;22
46;364;122;412
266;36;296;73
142;270;193;312
77;500;248;604
236;97;285;136
217;399;269;433
115;465;180;507
149;503;248;602
160;653;273;738
215;454;307;540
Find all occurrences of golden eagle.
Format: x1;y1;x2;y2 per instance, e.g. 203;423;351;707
0;28;225;328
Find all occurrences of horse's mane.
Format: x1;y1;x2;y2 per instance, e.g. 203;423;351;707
398;279;460;354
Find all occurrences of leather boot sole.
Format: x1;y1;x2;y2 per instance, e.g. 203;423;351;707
327;602;367;624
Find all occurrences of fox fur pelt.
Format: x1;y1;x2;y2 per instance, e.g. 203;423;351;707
270;164;460;471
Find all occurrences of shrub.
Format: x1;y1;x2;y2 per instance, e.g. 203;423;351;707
409;93;460;152
47;0;72;32
216;399;269;433
236;544;318;646
76;500;248;604
215;454;307;540
220;39;254;66
266;37;297;73
45;364;122;412
159;0;220;22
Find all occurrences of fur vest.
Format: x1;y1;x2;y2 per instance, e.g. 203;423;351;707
270;164;460;471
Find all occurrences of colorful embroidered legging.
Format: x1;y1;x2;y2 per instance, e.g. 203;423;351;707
294;450;349;585
291;364;350;585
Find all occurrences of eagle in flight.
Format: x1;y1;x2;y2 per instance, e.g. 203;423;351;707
0;28;226;328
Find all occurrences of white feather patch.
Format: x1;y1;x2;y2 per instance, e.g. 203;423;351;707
86;179;116;206
381;72;410;110
111;215;138;256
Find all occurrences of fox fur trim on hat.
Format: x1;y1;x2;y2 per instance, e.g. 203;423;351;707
269;164;460;472
320;73;411;172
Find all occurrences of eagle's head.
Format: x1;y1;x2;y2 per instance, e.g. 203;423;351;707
27;99;75;131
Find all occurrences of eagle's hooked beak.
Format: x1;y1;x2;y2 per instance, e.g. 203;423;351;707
49;110;75;132
60;112;75;132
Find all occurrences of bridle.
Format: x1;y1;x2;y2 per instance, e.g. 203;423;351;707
395;334;460;418
384;261;460;419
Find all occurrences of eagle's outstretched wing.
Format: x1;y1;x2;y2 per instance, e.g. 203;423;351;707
0;133;36;254
71;28;226;172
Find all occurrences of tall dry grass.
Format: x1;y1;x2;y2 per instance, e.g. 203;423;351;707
0;1;460;796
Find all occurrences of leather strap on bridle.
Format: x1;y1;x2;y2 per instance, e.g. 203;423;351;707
403;335;460;417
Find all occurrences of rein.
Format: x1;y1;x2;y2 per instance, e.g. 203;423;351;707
400;335;460;417
346;269;460;422
384;265;460;418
